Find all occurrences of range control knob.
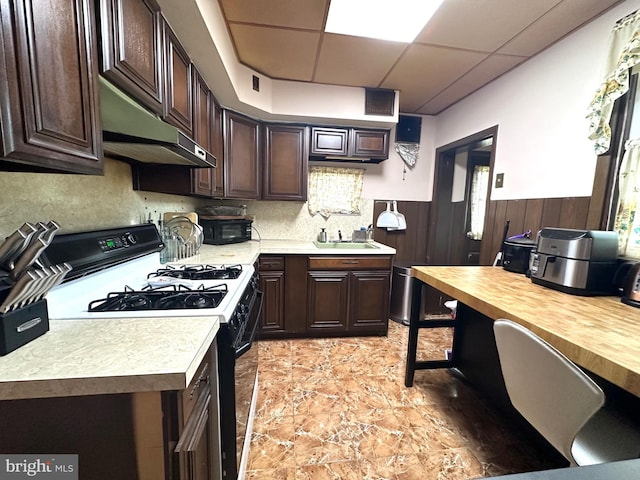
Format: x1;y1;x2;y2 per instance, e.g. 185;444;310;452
125;233;137;245
229;314;240;330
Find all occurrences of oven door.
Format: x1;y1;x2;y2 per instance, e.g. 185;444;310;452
233;290;262;475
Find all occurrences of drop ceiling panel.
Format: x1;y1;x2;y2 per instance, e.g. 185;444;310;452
229;24;320;81
314;34;406;86
415;0;562;52
220;0;328;29
417;53;527;114
497;0;623;56
216;0;623;115
381;44;488;112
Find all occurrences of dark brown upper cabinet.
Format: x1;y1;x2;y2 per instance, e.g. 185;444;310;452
0;0;102;174
212;103;225;198
162;19;193;138
224;111;261;199
191;68;215;196
97;0;164;115
310;126;389;162
263;124;308;201
351;129;389;159
310;127;349;156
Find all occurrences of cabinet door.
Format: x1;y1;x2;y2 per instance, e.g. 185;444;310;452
212;102;224;197
0;0;102;174
163;20;193;137
191;68;214;196
307;271;349;333
175;387;212;480
259;271;286;335
349;271;390;334
310;127;349;156
224;111;260;199
264;125;308;201
98;0;163;114
351;129;389;159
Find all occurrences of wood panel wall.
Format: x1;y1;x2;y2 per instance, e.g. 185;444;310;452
372;201;431;264
373;196;593;267
478;196;592;265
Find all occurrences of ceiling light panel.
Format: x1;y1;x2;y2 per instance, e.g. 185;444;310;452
325;0;445;43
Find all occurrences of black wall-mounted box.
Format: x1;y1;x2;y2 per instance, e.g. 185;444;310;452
396;115;422;143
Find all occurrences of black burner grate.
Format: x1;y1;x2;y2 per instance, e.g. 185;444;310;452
88;283;228;312
148;264;242;281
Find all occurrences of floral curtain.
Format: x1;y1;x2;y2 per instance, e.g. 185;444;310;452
587;11;640;155
614;139;640;256
468;165;490;240
308;166;364;218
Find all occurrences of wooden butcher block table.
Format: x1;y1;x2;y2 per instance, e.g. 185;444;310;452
406;266;640;400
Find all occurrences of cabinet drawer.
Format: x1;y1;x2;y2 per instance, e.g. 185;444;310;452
259;255;285;271
182;350;211;421
308;256;392;270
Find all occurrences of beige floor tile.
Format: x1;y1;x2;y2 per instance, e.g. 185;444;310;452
247;414;296;470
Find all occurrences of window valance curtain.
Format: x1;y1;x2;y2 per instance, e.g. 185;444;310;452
308;166;364;218
587;11;640;155
614;138;640;257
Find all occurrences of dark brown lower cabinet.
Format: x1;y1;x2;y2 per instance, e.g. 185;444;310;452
259;254;392;338
349;270;390;334
307;270;349;333
174;385;212;480
259;269;286;334
0;346;219;480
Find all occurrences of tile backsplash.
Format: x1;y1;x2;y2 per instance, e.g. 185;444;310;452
0;158;374;241
0;158;205;236
206;198;374;242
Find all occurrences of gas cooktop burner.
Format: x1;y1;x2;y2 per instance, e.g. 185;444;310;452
148;264;243;281
87;283;229;312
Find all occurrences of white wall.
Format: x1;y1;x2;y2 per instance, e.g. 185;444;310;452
362;115;437;201
435;0;640;201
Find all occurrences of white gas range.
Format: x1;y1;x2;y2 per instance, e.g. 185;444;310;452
46;251;255;323
41;224;261;480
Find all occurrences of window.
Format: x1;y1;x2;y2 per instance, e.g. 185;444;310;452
468;165;490;240
307;166;364;218
587;11;640;259
606;73;640;259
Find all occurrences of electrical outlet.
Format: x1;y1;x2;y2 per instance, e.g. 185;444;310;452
495;173;504;188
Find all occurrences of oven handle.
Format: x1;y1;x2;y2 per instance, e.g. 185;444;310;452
235;290;263;359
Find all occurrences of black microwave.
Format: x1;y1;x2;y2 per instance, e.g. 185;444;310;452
199;218;252;245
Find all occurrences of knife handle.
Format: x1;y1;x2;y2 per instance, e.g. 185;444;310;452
0;223;37;268
39;221;60;245
10;238;47;281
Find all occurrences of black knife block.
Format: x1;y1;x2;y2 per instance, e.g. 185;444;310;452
0;299;49;355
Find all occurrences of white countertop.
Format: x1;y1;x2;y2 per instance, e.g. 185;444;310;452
0;239;394;401
0;316;219;400
175;239;395;266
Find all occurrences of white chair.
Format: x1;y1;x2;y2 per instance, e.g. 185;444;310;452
493;319;640;466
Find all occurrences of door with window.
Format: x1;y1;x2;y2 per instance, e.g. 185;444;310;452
424;129;495;315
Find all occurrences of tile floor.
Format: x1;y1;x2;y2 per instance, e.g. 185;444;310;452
246;321;565;479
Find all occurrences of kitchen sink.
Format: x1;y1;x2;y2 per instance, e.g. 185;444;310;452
313;241;379;249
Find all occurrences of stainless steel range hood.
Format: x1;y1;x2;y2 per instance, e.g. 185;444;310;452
99;77;216;168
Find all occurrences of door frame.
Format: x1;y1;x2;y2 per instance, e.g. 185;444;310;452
426;125;498;266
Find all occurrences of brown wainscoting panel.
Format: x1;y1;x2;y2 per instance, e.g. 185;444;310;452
373;200;431;264
479;196;592;265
